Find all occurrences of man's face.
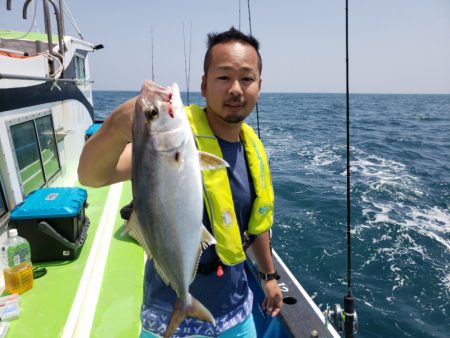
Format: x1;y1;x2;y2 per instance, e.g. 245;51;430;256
201;41;261;125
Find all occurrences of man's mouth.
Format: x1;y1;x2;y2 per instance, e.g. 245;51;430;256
225;101;244;108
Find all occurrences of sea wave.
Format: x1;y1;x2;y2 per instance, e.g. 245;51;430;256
95;91;450;338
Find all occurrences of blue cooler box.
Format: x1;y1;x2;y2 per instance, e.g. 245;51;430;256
9;187;89;262
85;123;102;140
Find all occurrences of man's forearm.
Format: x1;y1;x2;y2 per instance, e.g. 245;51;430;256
251;230;276;273
78;98;135;187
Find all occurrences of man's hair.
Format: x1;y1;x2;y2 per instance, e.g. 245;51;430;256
203;26;262;75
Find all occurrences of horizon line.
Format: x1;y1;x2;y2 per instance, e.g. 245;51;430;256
92;89;450;95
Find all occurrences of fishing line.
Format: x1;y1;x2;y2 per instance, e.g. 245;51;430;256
62;0;84;39
246;0;261;138
5;0;39;40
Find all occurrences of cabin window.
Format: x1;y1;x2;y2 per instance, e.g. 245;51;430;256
0;178;7;218
35;115;60;180
9;113;61;196
75;54;86;80
10;121;46;195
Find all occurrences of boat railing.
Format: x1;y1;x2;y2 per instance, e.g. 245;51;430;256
0;72;93;85
6;0;66;76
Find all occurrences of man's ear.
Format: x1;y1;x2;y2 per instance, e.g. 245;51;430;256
258;78;262;99
201;75;207;97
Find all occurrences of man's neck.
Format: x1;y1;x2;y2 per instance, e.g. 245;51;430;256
205;109;242;142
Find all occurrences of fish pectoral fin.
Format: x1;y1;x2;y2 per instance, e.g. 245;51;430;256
198;151;229;170
165;295;215;338
200;225;216;250
123;211;153;259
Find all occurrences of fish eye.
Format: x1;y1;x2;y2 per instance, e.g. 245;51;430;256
144;106;159;120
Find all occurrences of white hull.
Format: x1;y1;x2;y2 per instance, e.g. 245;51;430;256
0;30;97;261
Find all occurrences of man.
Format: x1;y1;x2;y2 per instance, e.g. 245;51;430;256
78;27;282;337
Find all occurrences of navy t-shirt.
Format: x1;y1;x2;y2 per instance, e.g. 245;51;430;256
142;137;256;317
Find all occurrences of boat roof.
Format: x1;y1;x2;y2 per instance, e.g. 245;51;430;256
0;29;59;43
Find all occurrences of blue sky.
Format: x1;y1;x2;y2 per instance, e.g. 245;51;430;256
2;0;450;94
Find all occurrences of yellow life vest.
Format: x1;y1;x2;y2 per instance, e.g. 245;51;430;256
185;104;274;265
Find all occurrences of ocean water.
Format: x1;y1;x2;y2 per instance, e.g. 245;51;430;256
93;91;450;338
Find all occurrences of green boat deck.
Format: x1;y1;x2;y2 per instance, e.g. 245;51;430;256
5;182;144;338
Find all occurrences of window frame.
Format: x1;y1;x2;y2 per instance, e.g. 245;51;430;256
74;53;86;81
34;114;61;181
0;175;7;219
6;110;61;197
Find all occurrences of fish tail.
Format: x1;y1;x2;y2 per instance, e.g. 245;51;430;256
164;294;215;338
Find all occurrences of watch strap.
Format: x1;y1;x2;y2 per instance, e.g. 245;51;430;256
258;270;279;281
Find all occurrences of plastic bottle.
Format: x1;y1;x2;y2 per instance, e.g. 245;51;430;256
1;229;33;294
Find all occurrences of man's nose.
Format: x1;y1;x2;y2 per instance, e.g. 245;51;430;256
228;80;243;96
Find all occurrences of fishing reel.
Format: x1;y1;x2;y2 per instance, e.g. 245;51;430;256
324;297;358;337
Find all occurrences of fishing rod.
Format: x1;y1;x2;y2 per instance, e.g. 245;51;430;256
239;0;241;30
182;22;192;105
326;1;358;336
343;0;357;335
246;0;261;139
151;26;155;82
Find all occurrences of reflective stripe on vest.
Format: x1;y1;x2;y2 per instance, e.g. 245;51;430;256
185;104;274;265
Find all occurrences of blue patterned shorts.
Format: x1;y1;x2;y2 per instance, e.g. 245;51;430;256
139;313;257;338
140;291;254;337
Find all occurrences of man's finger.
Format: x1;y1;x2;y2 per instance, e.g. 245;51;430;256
270;295;282;317
266;297;275;312
262;298;268;310
271;306;281;317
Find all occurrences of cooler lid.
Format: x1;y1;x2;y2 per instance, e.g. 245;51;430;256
10;187;87;220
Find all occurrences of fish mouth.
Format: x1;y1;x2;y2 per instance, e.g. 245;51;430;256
167;83;182;118
168;92;174;118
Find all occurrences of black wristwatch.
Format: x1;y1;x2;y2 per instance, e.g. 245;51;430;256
258;270;279;281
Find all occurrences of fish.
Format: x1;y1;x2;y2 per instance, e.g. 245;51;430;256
125;81;227;338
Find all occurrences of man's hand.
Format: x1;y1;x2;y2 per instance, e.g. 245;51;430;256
261;279;283;317
110;80;170;143
78;80;173;187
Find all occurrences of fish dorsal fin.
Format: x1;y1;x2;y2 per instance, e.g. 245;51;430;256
123;211;172;286
198;151;229;170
